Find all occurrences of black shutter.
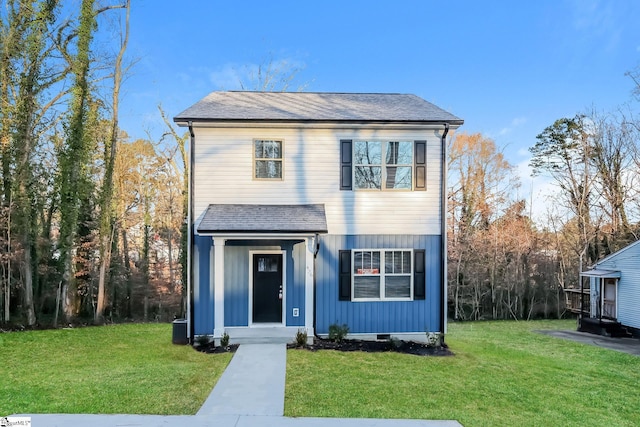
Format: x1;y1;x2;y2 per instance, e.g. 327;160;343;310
414;140;426;191
414;249;426;300
339;250;352;301
340;139;352;190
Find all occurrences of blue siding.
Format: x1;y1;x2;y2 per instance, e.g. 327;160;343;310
286;242;306;327
191;240;307;329
194;235;213;335
315;234;442;335
193;234;440;335
224;246;250;326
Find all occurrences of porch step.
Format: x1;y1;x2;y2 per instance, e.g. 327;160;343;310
224;326;310;345
578;318;632;338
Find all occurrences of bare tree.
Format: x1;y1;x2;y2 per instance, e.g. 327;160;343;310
96;0;131;322
530;115;598;268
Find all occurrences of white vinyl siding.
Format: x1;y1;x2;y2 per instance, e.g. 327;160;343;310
594;241;640;330
192;126;444;235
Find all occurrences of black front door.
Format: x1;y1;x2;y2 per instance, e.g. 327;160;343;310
252;254;283;323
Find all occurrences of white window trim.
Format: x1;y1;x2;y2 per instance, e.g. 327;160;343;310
351;248;414;302
353;140;413;191
253;138;284;181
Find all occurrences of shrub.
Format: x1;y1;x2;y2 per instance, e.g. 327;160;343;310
294;328;308;347
220;332;230;347
194;335;210;347
328;323;349;343
388;336;402;349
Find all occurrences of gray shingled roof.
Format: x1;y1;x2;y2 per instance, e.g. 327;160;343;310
174;92;462;124
197;204;328;234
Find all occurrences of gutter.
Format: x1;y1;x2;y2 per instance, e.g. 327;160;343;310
440;123;450;342
187;121;195;344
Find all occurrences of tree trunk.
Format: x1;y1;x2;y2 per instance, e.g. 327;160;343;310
60;0;96;320
122;227;131;318
96;0;130;323
4;205;10;323
22;239;36;326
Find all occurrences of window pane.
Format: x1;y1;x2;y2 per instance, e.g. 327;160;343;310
257;257;278;272
255;160;282;179
255;140;282;159
385;252;394;274
398;141;413;164
354;141;381;165
355;166;382;189
371;251;380;270
262;140;282;159
385;251;411;274
386;141;413;164
354;276;380;298
401;251;411;273
354;251;380;274
385;166;412;189
385;276;411;298
255;140;264;158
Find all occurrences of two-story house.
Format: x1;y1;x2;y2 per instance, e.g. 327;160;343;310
173;92;463;344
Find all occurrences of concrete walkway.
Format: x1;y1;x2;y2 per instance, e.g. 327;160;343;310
14;343;462;426
19;414;462;426
197;343;286;416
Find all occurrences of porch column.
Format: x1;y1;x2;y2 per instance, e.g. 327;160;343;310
305;236;315;340
213;238;225;338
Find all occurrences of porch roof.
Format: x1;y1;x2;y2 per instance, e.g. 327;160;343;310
197;203;328;234
580;269;621;278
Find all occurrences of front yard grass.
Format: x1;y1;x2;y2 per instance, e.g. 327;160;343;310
285;319;640;426
0;323;231;415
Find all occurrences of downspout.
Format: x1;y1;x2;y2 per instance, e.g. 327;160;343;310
313;233;320;339
187;121;195;344
440;123;450;342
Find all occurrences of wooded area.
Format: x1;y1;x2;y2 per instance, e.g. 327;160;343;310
448;107;640;320
0;1;185;326
1;1;639;327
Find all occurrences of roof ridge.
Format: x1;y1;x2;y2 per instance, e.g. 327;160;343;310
223;91;411;95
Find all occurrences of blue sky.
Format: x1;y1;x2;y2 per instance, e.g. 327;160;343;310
118;0;640;215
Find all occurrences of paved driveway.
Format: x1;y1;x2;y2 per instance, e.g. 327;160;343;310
539;329;640;356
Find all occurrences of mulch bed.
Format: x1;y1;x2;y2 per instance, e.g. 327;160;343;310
288;337;454;356
194;342;239;354
191;337;453;356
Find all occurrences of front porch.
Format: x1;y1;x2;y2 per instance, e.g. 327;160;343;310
578;317;632;338
577;268;629;337
191;204;327;345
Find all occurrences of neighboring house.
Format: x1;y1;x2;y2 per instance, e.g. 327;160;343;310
173;91;463;344
579;240;640;337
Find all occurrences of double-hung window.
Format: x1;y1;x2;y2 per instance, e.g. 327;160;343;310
254;139;283;179
339;248;426;301
353;141;413;190
352;249;413;300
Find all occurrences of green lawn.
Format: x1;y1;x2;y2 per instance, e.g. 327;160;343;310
0;323;231;415
286;320;640;426
3;320;639;424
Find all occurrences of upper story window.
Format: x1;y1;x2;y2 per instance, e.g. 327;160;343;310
254;139;283;179
353;141;413;190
